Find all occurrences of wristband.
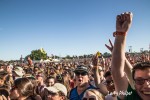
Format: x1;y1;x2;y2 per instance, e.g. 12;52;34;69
113;31;126;37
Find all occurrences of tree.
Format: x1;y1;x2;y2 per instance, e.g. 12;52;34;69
103;52;111;58
25;48;47;60
65;55;72;59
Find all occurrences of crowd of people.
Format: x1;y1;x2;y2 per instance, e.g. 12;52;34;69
0;12;150;100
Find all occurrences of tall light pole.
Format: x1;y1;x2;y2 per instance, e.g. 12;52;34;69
129;46;132;53
140;48;143;53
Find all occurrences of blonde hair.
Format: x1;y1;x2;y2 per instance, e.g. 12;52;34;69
84;89;104;100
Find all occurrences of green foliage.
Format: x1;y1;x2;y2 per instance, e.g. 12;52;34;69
66;55;72;59
103;52;111;57
26;48;47;60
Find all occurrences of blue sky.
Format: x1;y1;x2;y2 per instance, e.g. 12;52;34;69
0;0;150;61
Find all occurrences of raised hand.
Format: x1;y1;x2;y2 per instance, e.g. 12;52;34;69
92;53;99;67
116;12;133;33
105;39;113;52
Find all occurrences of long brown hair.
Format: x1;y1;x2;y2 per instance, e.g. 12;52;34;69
14;78;33;98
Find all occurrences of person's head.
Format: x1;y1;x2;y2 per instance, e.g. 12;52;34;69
74;65;89;87
0;64;3;70
10;78;33;99
62;74;72;92
33;66;39;74
5;64;13;74
0;88;9;99
27;56;31;60
132;61;150;100
49;68;56;76
44;83;67;100
104;71;115;93
56;64;61;70
46;76;55;87
24;68;32;74
10;86;20;99
12;67;24;79
82;89;104;100
56;74;63;83
26;76;36;85
36;72;45;84
0;70;8;86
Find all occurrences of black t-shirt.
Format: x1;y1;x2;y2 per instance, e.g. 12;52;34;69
117;84;142;100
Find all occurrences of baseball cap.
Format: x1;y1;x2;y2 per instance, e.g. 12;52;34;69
13;67;24;77
9;64;13;69
45;83;67;96
74;65;89;73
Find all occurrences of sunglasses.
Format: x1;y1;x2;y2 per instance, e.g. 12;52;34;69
134;78;150;85
75;72;88;76
82;97;96;100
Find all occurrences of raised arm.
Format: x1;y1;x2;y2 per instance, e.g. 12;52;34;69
124;58;134;89
105;39;134;89
92;54;108;96
111;12;133;99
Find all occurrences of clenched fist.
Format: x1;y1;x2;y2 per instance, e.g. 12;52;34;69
116;12;133;33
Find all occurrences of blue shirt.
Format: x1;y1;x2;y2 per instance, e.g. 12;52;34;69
69;84;96;100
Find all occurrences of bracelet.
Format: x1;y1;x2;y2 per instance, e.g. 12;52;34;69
113;31;127;37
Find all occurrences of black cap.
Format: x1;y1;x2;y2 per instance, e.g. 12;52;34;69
74;65;89;73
